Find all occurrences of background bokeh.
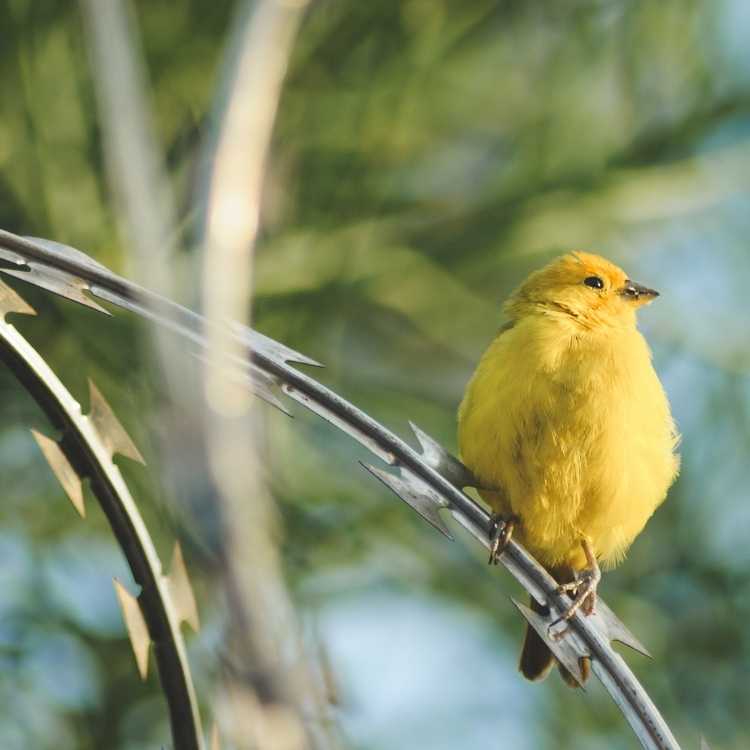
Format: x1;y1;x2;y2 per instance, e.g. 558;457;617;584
0;0;748;748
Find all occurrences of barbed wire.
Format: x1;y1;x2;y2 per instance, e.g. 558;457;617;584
0;279;204;749
0;228;687;750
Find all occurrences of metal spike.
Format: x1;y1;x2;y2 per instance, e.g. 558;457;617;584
252;382;290;415
238;326;323;368
0;245;28;269
594;600;652;658
195;351;291;415
245;363;290;414
87;380;145;464
113;579;151;679
32;430;86;517
512;597;587;687
2;262;111;314
0;280;36;318
362;463;454;539
409;422;476;489
166;543;200;632
22;236;112;274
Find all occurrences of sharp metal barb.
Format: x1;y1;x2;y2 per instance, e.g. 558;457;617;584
0;228;684;750
167;543;200;633
2;262;111;314
409;421;475;489
595;600;652;658
362;463;453;539
0;245;29;269
32;429;86;517
0;281;37;317
245;363;291;415
24;237;112;275
114;578;151;679
233;324;323;369
87;379;146;464
194;350;291;416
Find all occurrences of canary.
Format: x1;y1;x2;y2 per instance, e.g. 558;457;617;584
458;252;679;685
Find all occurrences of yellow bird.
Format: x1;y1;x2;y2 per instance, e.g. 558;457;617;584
458;251;679;685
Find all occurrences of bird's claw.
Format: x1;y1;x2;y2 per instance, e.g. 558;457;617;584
487;513;519;565
551;564;601;628
556;579;581;594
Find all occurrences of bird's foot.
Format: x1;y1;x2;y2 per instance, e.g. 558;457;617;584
487;513;520;565
551;540;601;627
555;567;600;619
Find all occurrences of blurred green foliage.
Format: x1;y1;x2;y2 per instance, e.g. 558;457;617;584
0;0;749;748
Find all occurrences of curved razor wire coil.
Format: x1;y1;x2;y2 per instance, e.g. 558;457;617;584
0;228;684;750
0;279;204;750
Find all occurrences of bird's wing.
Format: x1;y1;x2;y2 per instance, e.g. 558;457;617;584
460;319;515;503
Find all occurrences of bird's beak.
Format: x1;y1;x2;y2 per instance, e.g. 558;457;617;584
620;280;659;304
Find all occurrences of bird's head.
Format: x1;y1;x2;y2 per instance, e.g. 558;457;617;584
505;251;659;328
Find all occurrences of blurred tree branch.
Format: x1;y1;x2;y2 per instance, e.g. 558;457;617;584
79;0;336;747
197;1;336;748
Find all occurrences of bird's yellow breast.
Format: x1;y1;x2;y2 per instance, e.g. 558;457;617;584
458;315;679;570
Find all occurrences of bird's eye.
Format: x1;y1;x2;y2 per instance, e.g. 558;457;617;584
583;276;604;290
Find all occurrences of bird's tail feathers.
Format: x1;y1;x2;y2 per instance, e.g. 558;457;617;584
519;596;555;681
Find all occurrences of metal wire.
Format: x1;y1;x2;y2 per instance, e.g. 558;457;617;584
0;229;683;750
